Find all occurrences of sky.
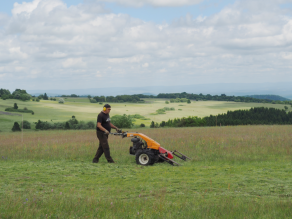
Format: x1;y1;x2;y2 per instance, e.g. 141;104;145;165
0;0;292;91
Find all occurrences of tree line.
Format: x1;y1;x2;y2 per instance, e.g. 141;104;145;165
150;107;292;128
90;95;144;103
245;95;289;101
2;88;291;105
0;89;31;101
141;92;291;104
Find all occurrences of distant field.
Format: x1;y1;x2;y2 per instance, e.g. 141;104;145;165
1;126;292;218
0;97;290;132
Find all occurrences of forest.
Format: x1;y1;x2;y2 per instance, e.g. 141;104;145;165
153;107;292;128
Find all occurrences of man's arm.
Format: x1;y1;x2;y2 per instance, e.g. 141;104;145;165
110;123;118;130
97;122;108;132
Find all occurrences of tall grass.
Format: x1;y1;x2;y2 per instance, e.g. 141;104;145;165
1;126;291;162
1;126;292;218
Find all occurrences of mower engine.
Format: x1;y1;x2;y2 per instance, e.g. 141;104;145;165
129;137;144;155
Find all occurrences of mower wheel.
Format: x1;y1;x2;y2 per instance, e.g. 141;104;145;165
135;150;155;166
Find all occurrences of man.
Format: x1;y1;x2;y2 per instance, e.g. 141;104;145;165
93;104;119;163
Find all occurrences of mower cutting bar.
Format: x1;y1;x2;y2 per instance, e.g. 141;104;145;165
158;154;181;166
172;150;191;161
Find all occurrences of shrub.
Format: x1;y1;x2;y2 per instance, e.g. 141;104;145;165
86;121;95;129
36;99;40;102
156;109;166;114
58;98;65;104
23;120;31;129
165;101;169;104
130;114;150;120
65;122;70;129
163;107;175;111
5;108;34;114
14;103;18;109
68;118;78;127
24;107;28;110
35;120;54;130
12;122;21;132
90;99;97;103
140;123;145;127
32;112;34;115
111;114;133;128
187;99;191;104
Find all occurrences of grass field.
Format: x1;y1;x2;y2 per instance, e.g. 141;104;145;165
1;126;292;218
0;98;290;132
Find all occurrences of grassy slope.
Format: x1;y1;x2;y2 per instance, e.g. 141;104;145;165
0;98;290;132
1;126;292;218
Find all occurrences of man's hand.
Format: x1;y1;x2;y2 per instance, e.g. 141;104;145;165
104;130;109;135
116;128;122;133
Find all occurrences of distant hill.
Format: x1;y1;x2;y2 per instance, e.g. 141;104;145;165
245;95;290;101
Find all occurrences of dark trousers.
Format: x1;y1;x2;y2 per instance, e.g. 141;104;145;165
93;131;114;163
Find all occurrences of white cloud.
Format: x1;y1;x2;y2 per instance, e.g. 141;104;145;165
96;71;103;77
282;53;292;60
1;0;292;90
62;58;86;68
9;47;28;59
12;0;42;16
94;0;203;7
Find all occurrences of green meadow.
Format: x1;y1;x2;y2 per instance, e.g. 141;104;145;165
0;97;289;132
1;98;292;218
1;127;292;218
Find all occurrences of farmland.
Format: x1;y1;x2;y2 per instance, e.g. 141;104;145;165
0;97;290;132
1;126;292;218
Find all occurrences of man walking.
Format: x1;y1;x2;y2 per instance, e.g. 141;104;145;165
93;104;119;163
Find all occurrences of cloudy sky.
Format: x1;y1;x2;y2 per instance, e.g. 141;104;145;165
0;0;292;91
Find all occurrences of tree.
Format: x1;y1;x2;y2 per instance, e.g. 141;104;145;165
43;93;48;100
65;122;70;129
0;89;11;99
87;95;91;99
12;122;21;132
58;98;65;104
284;106;289;111
23;120;31;129
110;114;133;128
187;99;191;104
13;103;18;109
150;121;155;128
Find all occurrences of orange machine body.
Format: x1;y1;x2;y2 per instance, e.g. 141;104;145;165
126;133;160;150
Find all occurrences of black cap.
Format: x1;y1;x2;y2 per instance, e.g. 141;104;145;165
104;104;111;108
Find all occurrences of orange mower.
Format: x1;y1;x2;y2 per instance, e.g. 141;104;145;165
110;131;191;166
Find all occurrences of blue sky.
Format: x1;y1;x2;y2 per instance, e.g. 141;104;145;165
2;0;238;23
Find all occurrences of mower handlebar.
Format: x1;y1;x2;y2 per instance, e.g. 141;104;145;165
108;131;128;138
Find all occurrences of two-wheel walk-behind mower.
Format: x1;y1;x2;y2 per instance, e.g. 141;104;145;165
110;131;191;166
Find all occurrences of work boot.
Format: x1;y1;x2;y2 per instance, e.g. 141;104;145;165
92;158;99;163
